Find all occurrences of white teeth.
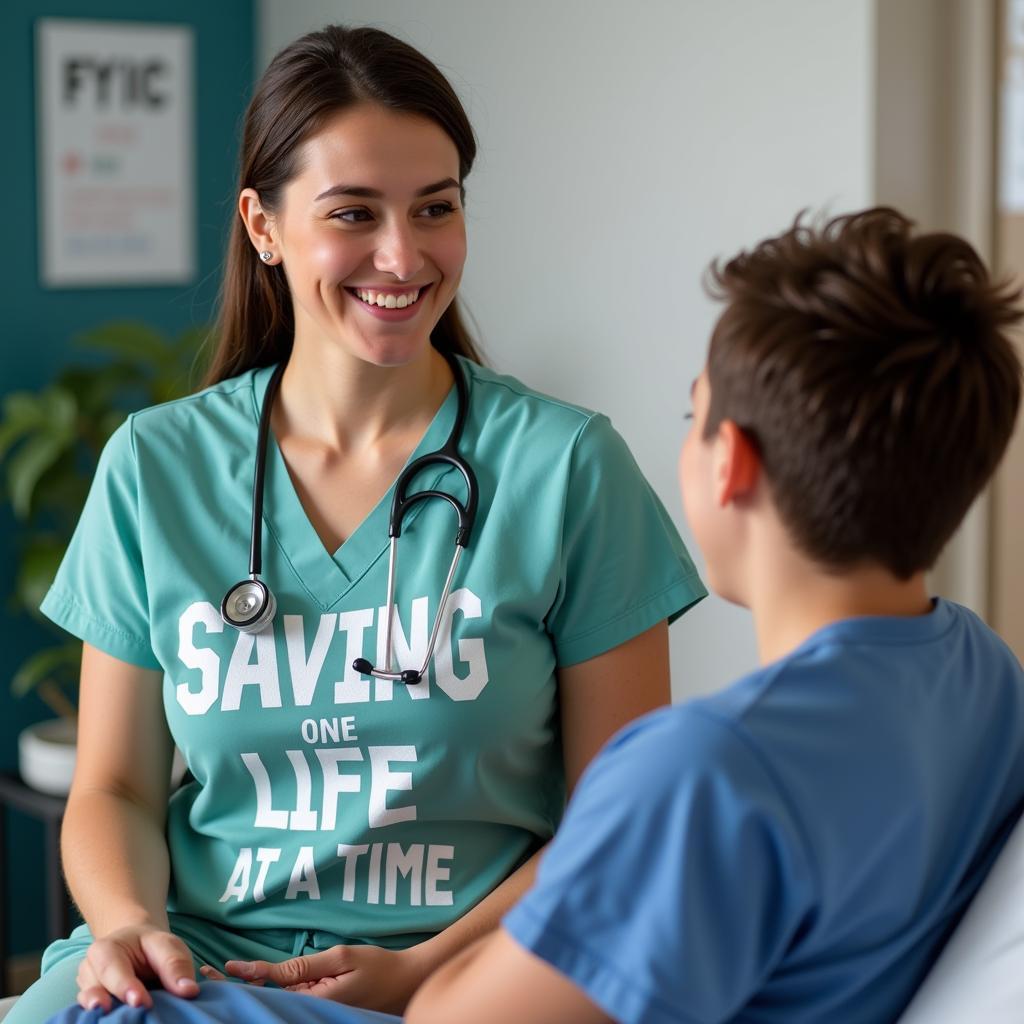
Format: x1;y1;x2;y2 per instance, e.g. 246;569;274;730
354;287;422;308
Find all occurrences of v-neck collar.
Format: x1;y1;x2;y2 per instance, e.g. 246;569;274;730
249;362;461;611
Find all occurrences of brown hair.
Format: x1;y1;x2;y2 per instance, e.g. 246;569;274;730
204;25;483;387
704;207;1023;578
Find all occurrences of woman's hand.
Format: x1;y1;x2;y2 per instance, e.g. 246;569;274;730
204;944;429;1014
76;924;199;1012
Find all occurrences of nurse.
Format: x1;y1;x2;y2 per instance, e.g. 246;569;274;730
13;24;705;1024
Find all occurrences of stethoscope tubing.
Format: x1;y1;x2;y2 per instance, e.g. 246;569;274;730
249;358;285;579
221;349;478;687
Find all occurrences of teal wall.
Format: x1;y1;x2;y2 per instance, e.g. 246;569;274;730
0;0;254;960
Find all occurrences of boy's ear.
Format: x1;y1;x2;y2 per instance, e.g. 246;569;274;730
713;420;760;507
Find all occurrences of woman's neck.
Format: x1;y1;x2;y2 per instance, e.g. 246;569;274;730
276;340;453;453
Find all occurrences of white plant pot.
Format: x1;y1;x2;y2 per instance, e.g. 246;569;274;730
18;717;77;795
18;719;189;796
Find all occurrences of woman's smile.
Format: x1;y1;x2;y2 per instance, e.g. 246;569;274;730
345;283;434;321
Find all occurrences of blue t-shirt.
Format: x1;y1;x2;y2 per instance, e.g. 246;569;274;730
504;599;1024;1023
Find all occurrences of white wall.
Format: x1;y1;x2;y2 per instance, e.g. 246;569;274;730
259;0;875;699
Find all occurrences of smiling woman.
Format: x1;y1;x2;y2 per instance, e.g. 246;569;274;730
15;23;706;1024
238;104;467;370
208;26;482;385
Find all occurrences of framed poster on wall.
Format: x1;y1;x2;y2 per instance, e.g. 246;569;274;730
36;19;194;287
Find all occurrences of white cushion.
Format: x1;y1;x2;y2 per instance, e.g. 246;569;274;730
0;996;18;1021
897;812;1024;1023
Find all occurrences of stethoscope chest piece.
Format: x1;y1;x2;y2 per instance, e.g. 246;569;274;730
221;577;276;633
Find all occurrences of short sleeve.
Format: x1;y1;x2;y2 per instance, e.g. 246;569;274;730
503;708;815;1024
40;417;160;669
546;414;705;666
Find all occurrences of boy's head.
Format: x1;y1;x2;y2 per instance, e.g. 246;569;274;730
682;207;1022;602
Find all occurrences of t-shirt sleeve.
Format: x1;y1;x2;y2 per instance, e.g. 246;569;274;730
503;708;815;1024
39;417;160;669
546;414;706;666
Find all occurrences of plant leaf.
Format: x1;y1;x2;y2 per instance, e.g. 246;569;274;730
6;430;74;519
26;453;90;532
0;416;38;464
76;322;171;369
59;364;145;409
2;392;48;425
97;409;127;445
0;387;77;464
43;386;78;432
11;642;81;697
0;393;49;463
15;536;67;611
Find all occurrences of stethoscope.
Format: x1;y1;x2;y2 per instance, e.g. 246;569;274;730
220;349;479;685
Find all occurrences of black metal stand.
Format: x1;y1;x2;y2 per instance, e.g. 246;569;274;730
0;773;76;995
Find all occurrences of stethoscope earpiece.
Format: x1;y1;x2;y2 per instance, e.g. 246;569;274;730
352;657;422;684
221;578;276;633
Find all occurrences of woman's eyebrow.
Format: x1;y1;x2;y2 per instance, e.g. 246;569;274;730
314;177;460;201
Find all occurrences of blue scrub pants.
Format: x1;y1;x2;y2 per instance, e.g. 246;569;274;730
9;914;404;1024
45;982;402;1024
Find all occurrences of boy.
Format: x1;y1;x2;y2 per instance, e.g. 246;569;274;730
47;208;1024;1023
406;207;1024;1022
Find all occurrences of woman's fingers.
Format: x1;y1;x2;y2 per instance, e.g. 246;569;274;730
225;956;297;984
77;985;113;1012
75;962;112;1012
225;947;351;987
84;940;153;1009
288;978;337;997
78;928;198;1008
140;932;199;997
202;963;265;986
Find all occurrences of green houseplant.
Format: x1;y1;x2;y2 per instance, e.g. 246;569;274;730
1;321;209;724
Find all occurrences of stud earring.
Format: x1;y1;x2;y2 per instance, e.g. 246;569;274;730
259;250;273;263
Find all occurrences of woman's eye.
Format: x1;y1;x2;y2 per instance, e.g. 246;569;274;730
420;201;455;219
333;208;373;223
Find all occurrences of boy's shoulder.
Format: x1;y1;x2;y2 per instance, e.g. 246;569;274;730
700;598;1021;727
596;599;1023;808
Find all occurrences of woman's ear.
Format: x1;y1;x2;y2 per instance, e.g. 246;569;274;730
239;188;279;259
712;420;761;508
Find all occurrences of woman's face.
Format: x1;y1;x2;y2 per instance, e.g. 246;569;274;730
268;102;467;367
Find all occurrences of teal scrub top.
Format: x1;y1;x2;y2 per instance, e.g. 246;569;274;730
41;357;706;947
